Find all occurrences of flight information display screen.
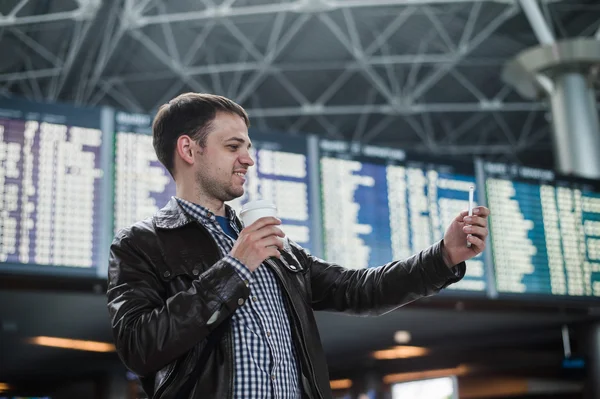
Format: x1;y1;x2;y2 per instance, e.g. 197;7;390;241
113;111;175;233
114;122;316;253
319;140;486;292
0;97;110;272
485;162;600;298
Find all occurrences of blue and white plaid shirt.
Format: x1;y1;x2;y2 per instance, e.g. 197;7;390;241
175;197;301;399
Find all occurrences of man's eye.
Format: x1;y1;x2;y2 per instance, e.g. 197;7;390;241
228;145;239;150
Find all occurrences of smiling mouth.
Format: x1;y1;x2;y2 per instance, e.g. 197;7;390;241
234;172;246;182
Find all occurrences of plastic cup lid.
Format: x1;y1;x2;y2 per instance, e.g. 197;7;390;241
240;199;276;213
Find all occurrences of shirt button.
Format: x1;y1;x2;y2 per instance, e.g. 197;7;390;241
238;298;245;306
192;269;199;276
266;331;271;337
163;271;171;278
252;296;257;302
271;375;276;381
244;280;249;287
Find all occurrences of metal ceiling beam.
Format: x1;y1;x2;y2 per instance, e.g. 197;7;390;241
408;4;519;101
492;112;518;147
319;12;396;103
156;0;181;62
364;6;416;56
0;0;100;27
518;0;555;45
0;10;81;27
0;68;61;82
517;109;540;147
101;81;144;112
128;28;209;93
407;143;550;155
423;6;456;52
8;29;63;67
442;112;487;145
327;0;517;7
235;13;310;103
133;0;517;27
48;20;95;100
315;114;343;139
101;55;506;85
449;69;487;101
246;101;546;118
458;1;482;50
83;0;127;102
272;72;310;105
362;115;394;143
22;56;43;101
352;88;377;142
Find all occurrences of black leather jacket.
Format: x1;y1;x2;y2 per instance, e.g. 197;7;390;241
107;198;465;398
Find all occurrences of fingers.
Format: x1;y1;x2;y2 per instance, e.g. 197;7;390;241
454;210;469;222
455;206;490;222
245;216;281;231
463;215;488;228
251;225;285;240
266;246;282;259
463;225;487;238
466;234;485;253
472;206;490;217
264;235;284;250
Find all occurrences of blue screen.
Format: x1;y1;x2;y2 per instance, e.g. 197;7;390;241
319;140;486;292
484;162;600;297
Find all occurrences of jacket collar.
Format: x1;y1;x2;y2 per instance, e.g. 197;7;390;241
153;197;243;231
153;197;194;230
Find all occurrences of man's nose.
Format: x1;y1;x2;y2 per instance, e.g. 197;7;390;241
240;152;255;166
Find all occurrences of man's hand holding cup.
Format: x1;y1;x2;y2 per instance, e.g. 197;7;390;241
230;200;285;272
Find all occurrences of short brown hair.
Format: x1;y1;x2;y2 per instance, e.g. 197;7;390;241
152;92;250;176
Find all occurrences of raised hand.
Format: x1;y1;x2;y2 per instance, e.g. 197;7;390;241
442;206;490;267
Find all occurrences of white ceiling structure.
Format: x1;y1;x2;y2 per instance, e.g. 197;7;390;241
1;0;599;168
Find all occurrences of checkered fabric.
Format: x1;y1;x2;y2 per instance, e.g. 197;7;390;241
175;197;301;398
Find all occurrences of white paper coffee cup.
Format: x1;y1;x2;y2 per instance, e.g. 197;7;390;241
239;199;277;227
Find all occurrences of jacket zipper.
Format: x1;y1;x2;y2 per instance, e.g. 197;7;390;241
154;361;177;399
265;258;324;399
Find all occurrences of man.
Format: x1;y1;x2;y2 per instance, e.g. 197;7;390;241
107;92;490;399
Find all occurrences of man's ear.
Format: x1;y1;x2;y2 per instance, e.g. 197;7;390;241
176;135;195;165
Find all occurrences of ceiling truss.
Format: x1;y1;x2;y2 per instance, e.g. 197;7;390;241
1;0;599;166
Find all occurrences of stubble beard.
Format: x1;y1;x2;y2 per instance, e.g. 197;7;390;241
195;169;243;203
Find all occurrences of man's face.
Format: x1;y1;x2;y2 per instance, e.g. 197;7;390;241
193;112;254;202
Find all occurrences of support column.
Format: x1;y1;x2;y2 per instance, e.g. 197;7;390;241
549;73;600;178
502;38;600;179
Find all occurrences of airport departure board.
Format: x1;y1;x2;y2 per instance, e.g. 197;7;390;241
4;95;600;303
319;140;487;292
0;98;110;271
484;162;600;297
113;111;175;233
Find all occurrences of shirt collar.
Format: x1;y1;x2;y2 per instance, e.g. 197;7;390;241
175;197;237;222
